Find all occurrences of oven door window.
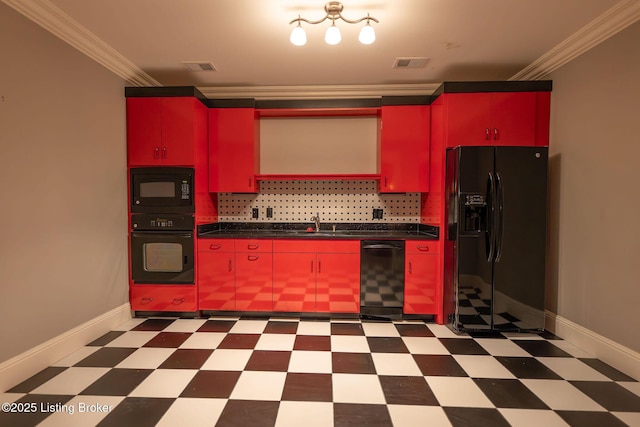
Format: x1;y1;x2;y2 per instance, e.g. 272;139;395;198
143;243;183;272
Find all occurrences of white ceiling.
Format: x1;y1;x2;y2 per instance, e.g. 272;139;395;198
5;0;640;98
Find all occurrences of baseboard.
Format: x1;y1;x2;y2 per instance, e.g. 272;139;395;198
545;311;640;381
0;303;131;392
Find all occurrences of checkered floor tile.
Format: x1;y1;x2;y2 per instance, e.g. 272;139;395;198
2;316;639;426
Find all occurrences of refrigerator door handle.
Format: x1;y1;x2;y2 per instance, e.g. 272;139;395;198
495;172;505;262
486;172;496;262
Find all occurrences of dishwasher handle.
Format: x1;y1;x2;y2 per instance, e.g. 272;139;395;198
362;244;403;250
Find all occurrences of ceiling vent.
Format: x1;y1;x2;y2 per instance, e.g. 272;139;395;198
182;61;217;72
393;57;429;69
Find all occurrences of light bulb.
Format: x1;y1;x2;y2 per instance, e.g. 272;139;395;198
359;23;375;44
324;23;341;45
290;24;306;46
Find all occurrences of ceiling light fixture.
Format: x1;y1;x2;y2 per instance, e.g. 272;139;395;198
289;1;378;46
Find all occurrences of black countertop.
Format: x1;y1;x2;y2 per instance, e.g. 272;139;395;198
197;222;439;240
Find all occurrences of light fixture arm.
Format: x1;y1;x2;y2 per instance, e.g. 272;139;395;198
289;2;379;26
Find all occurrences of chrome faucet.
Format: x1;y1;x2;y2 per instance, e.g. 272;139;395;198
311;213;320;232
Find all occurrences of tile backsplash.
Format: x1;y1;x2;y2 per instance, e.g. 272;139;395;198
218;180;420;223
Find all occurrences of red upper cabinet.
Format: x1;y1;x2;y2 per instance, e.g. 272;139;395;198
443;91;547;147
379;105;430;193
209;108;259;193
127;97;205;166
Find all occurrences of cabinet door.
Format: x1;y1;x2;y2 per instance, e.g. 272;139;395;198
127;97;163;166
445;93;493;147
235;252;273;311
316;253;360;313
404;251;438;314
198;251;235;310
490;92;537;146
209;108;258;193
161;98;197;165
380;105;430;192
273;252;316;312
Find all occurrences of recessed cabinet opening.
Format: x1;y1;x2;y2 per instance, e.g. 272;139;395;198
260;116;378;175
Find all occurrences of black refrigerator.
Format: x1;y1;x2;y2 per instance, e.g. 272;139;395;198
444;146;548;333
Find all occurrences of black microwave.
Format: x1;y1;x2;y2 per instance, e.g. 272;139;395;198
130;167;195;213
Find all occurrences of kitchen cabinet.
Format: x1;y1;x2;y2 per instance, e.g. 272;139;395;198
379;105;430;193
130;285;197;311
442;91;548;147
197;239;235;310
404;240;439;315
209;108;259;193
127;97;207;166
273;240;360;313
235;239;273;311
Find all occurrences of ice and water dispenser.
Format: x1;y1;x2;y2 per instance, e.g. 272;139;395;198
462;194;487;233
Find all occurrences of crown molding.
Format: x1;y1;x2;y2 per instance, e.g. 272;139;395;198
510;0;640;81
198;83;440;100
1;0;160;87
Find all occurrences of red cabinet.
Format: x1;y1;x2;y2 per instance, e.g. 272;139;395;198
127;97;206;166
444;92;541;147
197;239;235;310
235;240;273;311
130;285;197;311
209;108;260;193
379;105;430;192
273;240;360;313
404;241;439;315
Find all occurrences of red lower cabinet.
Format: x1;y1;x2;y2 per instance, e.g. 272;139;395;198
316;252;360;313
198;251;235;310
404;241;439;315
273;240;360;313
273;252;316;312
130;285;197;311
235;251;273;311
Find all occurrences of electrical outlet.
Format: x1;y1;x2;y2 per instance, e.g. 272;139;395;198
373;208;384;219
252;208;259;219
267;207;273;218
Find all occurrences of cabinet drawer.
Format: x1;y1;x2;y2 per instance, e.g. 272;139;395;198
406;240;439;253
316;240;360;253
130;285;197;311
197;239;234;252
235;239;273;252
273;239;317;253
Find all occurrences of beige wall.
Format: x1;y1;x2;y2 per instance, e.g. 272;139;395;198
547;21;640;352
0;4;128;363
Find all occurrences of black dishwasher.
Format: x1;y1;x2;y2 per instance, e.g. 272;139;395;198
360;240;405;316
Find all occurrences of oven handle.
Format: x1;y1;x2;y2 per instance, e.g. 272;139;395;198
131;232;193;238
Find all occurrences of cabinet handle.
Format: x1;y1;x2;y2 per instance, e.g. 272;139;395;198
249;176;252;187
493;128;498;140
247;244;259;250
228;259;233;272
485;128;490;140
384;176;387;188
172;298;185;305
154;147;160;159
311;260;314;273
408;262;412;274
209;244;222;250
318;261;322;273
248;255;260;261
162;146;167;159
141;297;153;304
417;245;430;252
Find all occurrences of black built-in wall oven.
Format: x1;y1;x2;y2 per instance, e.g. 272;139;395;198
129;168;196;285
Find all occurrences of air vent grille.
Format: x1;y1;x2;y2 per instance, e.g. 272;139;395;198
393;57;429;69
182;61;217;72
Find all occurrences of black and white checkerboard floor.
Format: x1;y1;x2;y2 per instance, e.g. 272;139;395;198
2;316;639;426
